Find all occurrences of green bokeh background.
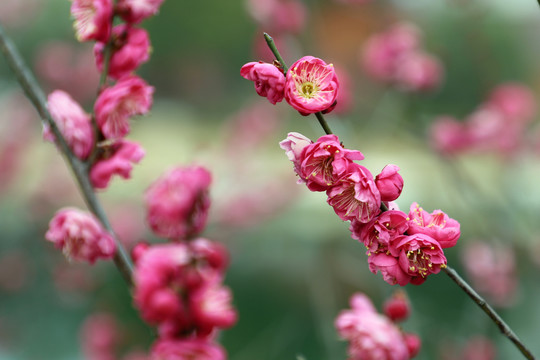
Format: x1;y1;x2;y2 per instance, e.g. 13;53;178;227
1;0;540;359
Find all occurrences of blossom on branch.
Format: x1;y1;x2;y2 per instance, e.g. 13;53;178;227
71;0;113;42
407;202;460;249
240;61;286;104
116;0;165;24
45;207;116;264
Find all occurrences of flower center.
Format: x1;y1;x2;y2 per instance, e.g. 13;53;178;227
300;82;318;98
407;249;432;277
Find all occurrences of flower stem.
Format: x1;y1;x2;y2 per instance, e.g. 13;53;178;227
315;112;333;135
443;266;535;359
0;23;134;287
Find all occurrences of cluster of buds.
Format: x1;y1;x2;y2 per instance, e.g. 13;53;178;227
335;292;421;360
241;55;339;115
430;83;537;156
280;131;460;286
43;0;165;263
132;165;237;358
361;22;443;92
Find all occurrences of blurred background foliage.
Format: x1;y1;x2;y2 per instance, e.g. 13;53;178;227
1;0;540;359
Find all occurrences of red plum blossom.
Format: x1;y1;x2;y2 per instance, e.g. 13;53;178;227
95;25;150;80
383;290;411;322
407;203;460;249
240;61;286;104
368;252;411;286
350;210;409;253
45;208;116;264
90;140;145;189
71;0;112;42
94;76;154;139
285;56;339;115
44;90;94;159
144;166;211;240
375;164;404;202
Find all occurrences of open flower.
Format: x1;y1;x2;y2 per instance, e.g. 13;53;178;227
116;0;165;24
71;0;112;42
407;202;460;249
240;61;286;104
45;208;116;264
284;56;339;115
94;76;154;139
326;162;381;223
350;210;409;253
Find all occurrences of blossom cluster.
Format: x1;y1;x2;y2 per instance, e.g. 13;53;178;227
280;131;460;285
335;292;421;360
132;165;237;358
361;22;443;92
241;55;339;115
43;0;162;190
430;83;537;156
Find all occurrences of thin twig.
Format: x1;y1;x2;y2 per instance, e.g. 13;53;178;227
0;23;134;287
443;266;535;359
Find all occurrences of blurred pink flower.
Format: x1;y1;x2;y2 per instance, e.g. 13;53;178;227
150;338;226;360
407;202;460;249
71;0;113;42
0;0;43;28
361;22;421;83
375;164;404;202
466;107;522;153
335;292;410;360
403;333;422;359
116;0;165;24
333;65;354;115
462;241;517;307
35;41;100;102
389;233;447;285
394;51;443;92
327;162;381;223
285;56;339;115
240;61;286;104
486;83;536;124
95;76;154;139
45;208;116;264
383;290;410;322
44;90;94;159
80;312;120;360
462;336;496;360
429;116;471;155
246;0;306;34
144;166;211;239
95;25;150;80
90;140;145;189
297;134;364;192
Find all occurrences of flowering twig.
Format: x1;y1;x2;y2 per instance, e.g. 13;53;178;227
0;22;134;287
443;266;535;359
263;32;333;135
263;31;537;360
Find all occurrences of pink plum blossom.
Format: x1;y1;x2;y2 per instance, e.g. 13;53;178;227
150;338;226;360
407;202;460;249
326;162;381;223
90;140;145;189
80;312;119;360
116;0;165;24
462;336;497;360
461;241;517;307
44;90;94;160
361;22;421;82
45;208;116;264
429;116;471;155
375;164;404;202
240;61;286;104
284;56;339;115
486;83;536;124
279;132;312;183
298;134;364;191
94;76;154;139
350;210;409;253
94;25;150;80
145;166;211;239
389;233;447;285
404;333;422;359
368;252;411;286
71;0;113;42
246;0;306;34
394;51;443;92
335;292;410;360
383;290;410;322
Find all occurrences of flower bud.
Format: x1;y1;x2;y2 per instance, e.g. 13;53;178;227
383;290;411;322
375;164;403;202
